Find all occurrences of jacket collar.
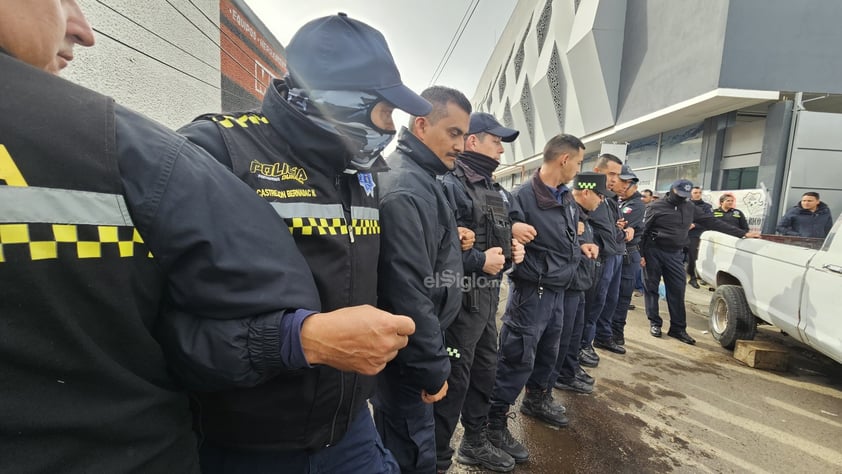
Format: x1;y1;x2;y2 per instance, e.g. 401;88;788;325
530;168;565;209
394;127;451;177
261;79;388;174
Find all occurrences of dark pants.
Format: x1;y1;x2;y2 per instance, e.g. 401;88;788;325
199;407;398;474
611;249;641;338
434;285;500;470
490;281;565;407
642;247;688;331
687;236;701;280
551;290;585;383
584;254;623;344
373;366;436;474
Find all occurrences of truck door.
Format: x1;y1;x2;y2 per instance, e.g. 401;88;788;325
800;216;842;364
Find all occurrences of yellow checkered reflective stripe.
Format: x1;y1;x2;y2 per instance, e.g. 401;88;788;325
272;203;381;237
288;217;348;236
0;223;152;263
212;113;269;129
352;218;380;235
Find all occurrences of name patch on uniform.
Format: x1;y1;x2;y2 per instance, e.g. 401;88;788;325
357;172;376;197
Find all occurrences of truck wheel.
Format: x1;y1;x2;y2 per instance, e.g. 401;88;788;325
709;285;757;349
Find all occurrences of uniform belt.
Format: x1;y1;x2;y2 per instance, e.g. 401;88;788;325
625;244;639;252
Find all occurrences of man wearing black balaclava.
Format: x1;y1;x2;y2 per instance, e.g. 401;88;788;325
640;179;759;346
177;13;430;473
435;113;528;472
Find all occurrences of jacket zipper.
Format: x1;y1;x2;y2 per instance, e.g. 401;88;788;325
327;371;345;447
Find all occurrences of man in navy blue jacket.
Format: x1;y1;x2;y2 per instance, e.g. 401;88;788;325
777;192;834;238
485;134;585;463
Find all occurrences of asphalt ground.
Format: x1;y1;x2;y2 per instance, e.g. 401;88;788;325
445;280;842;473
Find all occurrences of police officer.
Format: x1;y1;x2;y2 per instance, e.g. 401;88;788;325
552;173;607;395
582;154;627;360
178;13;426;473
485;134;586;462
610;165;645;345
374;86;472;474
1;5;413;473
641;179;759;344
687;186;713;288
434;113;527;472
713;193;749;231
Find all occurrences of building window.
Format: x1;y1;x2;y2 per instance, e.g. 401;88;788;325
659;124;703;166
627;136;659;169
536;1;552;55
581;151;598;172
655;162;701;193
723;167;759;189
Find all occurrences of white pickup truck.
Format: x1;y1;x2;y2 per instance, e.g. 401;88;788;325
697;215;842;365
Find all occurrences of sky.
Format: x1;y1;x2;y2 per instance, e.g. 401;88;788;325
243;0;518;124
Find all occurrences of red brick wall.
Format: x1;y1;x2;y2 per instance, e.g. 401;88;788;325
219;0;286;110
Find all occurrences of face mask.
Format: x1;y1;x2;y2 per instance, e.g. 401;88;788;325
287;88;395;169
670;190;687;203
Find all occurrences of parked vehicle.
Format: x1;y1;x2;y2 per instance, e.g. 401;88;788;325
697;215;842;364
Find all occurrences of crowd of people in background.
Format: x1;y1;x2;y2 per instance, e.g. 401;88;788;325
1;3;837;474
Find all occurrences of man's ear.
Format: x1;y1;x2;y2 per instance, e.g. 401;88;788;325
412;116;427;138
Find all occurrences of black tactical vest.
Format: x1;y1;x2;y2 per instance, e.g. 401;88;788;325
0;53;197;473
453;167;513;267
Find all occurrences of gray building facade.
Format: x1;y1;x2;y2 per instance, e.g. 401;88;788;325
477;0;842;232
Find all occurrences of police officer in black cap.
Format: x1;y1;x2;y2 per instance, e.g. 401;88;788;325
610;164;645;345
178;12;428;473
641;179;759;344
436;113;527;472
552;172;607;396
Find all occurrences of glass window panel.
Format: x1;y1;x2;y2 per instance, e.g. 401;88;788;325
627;135;659;169
655;162;701;193
659;123;703;165
740;167;758;188
633;168;657;192
723;166;759;189
723;169;741;189
581;151;598;172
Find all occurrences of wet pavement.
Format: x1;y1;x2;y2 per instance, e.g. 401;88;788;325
446;282;842;473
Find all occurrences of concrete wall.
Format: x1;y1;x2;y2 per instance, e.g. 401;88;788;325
65;0;221;130
721;0;842;94
782;111;842;223
616;0;729;125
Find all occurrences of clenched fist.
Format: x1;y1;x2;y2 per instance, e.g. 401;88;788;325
458;227;476;251
301;305;415;375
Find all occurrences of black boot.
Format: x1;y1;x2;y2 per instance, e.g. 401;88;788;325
575;366;595;385
456;428;515;472
579;346;600;367
520;389;569;427
487;406;529;463
688;277;700;289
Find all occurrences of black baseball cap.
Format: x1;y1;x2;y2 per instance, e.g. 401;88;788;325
285;13;432;116
619;164;639;182
468;113;520;142
573;172;615;198
671;179;694;197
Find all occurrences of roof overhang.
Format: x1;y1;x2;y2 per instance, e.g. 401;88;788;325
580;88;780;148
494;88;780;180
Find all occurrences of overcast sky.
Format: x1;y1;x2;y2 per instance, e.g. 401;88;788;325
243;0;517;102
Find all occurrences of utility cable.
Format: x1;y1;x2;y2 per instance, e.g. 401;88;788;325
429;0;481;86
